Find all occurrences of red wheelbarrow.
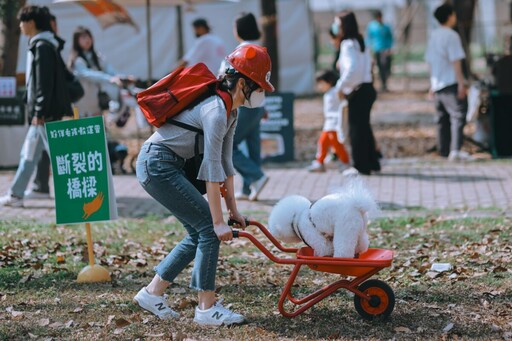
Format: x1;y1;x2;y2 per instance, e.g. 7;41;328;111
231;220;395;320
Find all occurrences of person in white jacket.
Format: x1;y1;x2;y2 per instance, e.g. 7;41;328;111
68;26;125;117
332;11;381;175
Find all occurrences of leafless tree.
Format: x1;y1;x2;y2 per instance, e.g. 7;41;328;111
452;0;476;78
260;0;279;91
0;0;26;76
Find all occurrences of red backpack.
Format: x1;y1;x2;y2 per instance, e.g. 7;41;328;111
137;63;232;128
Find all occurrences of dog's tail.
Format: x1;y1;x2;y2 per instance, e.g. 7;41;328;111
338;176;380;221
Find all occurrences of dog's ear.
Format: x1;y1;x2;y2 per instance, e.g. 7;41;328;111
268;195;309;244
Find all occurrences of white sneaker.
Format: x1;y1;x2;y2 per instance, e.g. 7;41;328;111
307;160;326;173
456;151;474;161
24;190;51;199
448;150;459;162
0;195;24;208
448;150;474;162
234;192;249;200
249;175;269;201
133;287;179;320
194;300;245;326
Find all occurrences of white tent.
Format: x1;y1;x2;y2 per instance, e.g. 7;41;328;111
309;0;406;28
18;0;316;94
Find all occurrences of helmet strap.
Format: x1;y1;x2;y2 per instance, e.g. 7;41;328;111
240;77;258;101
241;85;251;101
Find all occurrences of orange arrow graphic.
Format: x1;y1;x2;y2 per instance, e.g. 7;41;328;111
82;192;105;220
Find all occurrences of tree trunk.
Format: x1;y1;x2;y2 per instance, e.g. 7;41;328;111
452;0;476;79
260;0;279;91
0;0;26;76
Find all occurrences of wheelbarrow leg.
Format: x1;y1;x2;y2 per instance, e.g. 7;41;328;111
278;264;350;317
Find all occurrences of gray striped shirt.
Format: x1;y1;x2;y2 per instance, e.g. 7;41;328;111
147;95;237;182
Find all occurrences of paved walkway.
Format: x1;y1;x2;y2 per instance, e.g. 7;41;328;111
1;158;512;223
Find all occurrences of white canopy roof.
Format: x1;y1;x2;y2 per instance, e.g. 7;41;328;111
22;0;315;94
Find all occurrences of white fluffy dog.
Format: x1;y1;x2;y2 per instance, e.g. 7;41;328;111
268;176;379;258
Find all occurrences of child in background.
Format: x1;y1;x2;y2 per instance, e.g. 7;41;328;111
308;70;350;172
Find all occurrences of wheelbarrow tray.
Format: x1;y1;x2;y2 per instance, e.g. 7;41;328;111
296;247;394;276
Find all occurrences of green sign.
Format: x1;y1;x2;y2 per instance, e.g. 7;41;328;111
46;116;117;224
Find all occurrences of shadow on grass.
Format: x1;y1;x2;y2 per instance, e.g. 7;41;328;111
217;283;506;340
115;197;169;219
378;172;502;183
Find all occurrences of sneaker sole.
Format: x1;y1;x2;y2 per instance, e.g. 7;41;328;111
193;317;245;326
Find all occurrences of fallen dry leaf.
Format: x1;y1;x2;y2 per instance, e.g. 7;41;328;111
426;271;441;279
178;298;193;310
49;321;63;328
175;331;187;341
395;326;412;333
7;307;23;320
115;318;131;328
171;287;187;294
71;307;83;314
107;315;116;325
38;318;50;326
114;328;125;335
19;274;32;284
492;266;507;273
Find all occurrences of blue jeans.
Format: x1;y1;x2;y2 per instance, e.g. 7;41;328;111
233;106;265;195
11;125;47;198
136;142;220;291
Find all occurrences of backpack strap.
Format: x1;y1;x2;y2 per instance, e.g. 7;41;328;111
170;119;204;135
167;84;233;133
215;84;233;119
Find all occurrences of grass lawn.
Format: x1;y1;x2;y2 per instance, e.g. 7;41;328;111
0;215;510;340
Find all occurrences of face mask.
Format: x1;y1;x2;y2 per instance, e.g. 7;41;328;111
331;22;339;36
243;90;265;108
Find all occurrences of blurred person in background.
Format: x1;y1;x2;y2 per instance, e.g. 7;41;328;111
425;3;469;161
366;10;394;92
28;13;66;200
178;18;227;74
68;26;125;118
332;11;380;175
219;12;269;201
307;70;351;173
1;5;72;207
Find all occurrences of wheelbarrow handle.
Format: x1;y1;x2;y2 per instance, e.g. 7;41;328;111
227;218;249;239
227;218;250;227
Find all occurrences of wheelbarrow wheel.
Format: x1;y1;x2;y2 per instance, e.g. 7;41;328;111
354;279;395;320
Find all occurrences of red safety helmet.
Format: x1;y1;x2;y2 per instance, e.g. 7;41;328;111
225;44;275;92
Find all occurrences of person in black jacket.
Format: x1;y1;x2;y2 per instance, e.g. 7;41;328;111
0;5;72;207
28;13;66;199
